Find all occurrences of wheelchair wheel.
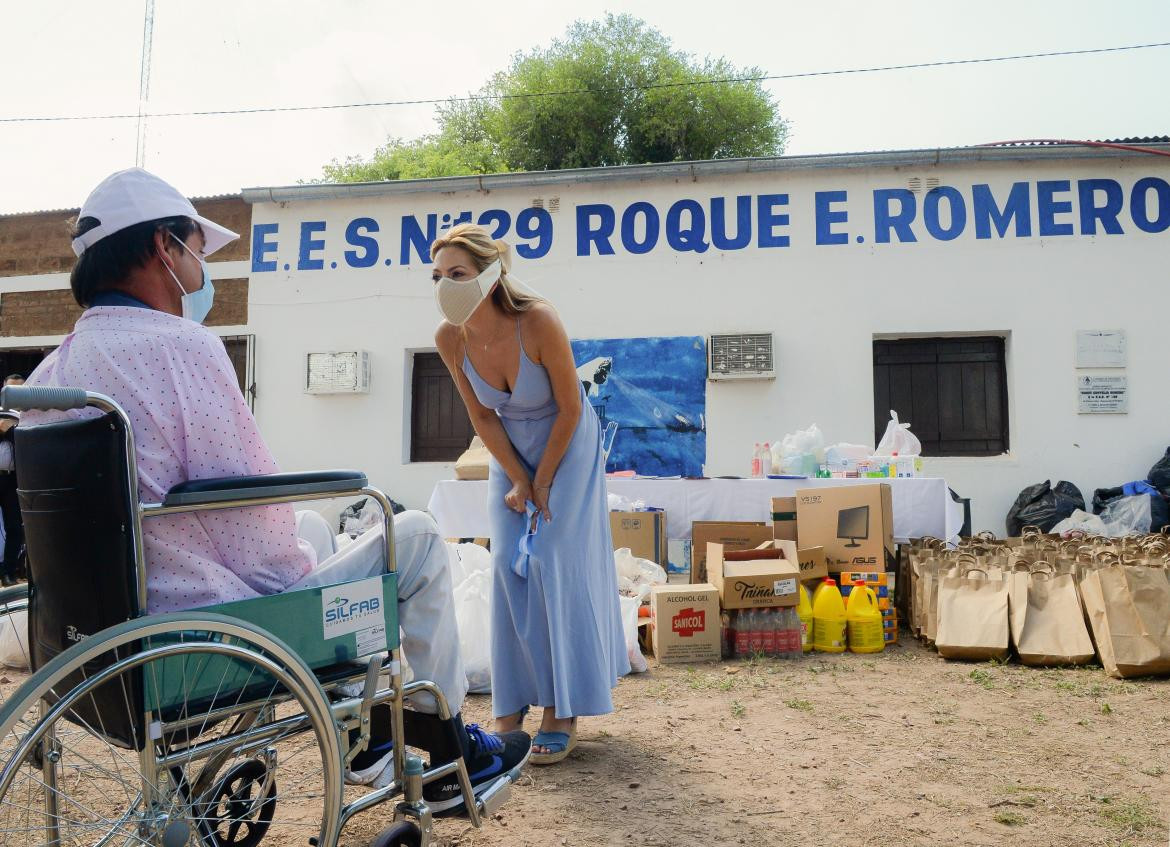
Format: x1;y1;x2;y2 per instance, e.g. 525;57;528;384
0;612;343;847
371;821;422;847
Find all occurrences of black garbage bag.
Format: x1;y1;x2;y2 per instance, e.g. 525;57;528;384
1149;447;1170;498
1092;486;1124;514
1006;480;1086;536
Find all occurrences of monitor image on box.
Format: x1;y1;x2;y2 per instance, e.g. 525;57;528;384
836;505;870;548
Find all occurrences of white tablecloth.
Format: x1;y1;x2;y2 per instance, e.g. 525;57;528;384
427;477;963;544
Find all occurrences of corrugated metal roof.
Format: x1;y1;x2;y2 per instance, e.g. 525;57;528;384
241;140;1170;204
0;192;242;221
993;136;1170;147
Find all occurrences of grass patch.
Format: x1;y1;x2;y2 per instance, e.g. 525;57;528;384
994;811;1026;826
1101;702;1113;715
1032;712;1048;725
1099;797;1160;835
969;669;995;689
730;700;746;719
785;698;814;712
1140;765;1165;777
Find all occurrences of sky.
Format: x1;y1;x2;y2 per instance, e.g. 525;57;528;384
1;0;1168;214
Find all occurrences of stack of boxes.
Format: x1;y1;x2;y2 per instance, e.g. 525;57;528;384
645;482;904;663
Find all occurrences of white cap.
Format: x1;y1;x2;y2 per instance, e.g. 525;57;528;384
71;167;239;258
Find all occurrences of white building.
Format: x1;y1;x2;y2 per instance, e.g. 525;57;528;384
4;143;1169;533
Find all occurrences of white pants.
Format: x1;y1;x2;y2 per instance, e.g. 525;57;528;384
290;510;467;716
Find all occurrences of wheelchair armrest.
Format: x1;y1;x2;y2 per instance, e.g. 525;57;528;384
163;470;368;507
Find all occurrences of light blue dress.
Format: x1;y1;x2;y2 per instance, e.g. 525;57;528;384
462;321;629;719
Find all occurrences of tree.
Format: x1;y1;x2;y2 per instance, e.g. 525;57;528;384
317;14;787;182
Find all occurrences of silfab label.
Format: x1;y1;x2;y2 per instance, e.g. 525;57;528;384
321;576;384;638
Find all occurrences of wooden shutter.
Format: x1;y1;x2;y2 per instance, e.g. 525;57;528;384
411;352;476;462
873;337;1008;457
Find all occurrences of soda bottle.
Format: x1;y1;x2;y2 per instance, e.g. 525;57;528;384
784;607;803;658
751;443;762;478
760;442;773;476
747;609;764;655
720;610;735;659
734;609;750;658
760;608;776;656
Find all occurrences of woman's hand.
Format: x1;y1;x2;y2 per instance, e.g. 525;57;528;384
532;482;553;523
504;478;534;514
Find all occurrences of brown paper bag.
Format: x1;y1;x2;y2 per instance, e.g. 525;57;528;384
1008;565;1095;666
454;436;490;480
1080;565;1170;678
936;568;1009;661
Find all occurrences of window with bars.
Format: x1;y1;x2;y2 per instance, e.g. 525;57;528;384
411;352;476;462
872;336;1009;457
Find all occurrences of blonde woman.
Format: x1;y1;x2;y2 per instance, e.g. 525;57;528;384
432;224;628;764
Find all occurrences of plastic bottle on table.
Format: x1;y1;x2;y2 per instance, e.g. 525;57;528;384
751;443;762;479
847;581;885;653
797;584;813;653
812;578;847;653
760;442;773;477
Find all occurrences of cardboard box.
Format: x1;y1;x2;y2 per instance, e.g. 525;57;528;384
649;584;721;664
689;521;772;583
777;540;828;584
610;511;667;566
707;541;802;610
771;496;798;542
795;484;896;573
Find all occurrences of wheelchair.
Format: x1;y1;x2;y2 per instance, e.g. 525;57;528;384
0;385;515;847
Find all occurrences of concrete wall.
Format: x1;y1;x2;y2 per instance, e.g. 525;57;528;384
246;150;1170;534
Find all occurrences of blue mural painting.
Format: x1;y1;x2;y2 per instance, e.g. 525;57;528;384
570;336;707;477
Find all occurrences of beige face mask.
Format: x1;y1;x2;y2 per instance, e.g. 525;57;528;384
434;259;502;325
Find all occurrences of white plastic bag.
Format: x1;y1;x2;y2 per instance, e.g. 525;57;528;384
618;595;649;674
614;547;667;598
776;424;825;474
1051;509;1108;537
1100;495;1153;536
448;541;494;693
453;569;493;693
779;423;825;457
875;411;922;456
0;610;29;670
825;443;873;466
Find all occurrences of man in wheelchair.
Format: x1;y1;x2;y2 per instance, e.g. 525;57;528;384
20;167;530;815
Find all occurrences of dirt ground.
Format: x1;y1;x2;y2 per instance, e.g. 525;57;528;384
2;637;1168;847
342;637;1170;847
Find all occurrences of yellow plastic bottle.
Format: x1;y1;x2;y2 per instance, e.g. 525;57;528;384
811;577;846;653
797;583;813;653
846;580;885;654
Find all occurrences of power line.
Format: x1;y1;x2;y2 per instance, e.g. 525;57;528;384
2;40;1168;124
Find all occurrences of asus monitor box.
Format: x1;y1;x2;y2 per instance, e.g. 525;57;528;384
795;484;896;573
649;583;721;664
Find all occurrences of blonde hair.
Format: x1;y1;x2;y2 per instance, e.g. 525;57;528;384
430;223;542;315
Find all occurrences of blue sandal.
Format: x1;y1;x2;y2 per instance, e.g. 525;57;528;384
531;718;577;765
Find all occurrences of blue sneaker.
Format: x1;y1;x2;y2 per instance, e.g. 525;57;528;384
423;724;530;815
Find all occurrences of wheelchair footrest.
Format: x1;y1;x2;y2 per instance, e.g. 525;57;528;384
477;775;512;819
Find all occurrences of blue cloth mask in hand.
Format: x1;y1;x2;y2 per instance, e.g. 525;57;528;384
512;501;542;578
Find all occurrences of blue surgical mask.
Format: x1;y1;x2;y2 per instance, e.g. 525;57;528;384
162;233;216;323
